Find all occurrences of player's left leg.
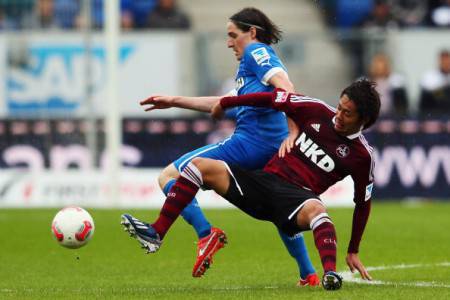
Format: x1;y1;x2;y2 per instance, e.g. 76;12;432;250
295;199;342;290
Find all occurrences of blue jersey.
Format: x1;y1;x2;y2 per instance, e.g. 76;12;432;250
233;42;289;147
174;42;289;171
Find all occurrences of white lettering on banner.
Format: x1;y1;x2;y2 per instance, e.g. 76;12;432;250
0;170;355;208
2;145;142;170
9;55;97;104
295;132;335;172
3;145;45;169
50;145;92;170
374;146;450;187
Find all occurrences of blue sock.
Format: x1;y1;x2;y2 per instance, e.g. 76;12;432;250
163;179;212;239
278;229;316;279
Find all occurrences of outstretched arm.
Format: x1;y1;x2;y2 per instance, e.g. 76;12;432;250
211;91;273;119
140;95;222;113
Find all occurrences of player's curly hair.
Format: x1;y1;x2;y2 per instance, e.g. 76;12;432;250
341;78;381;130
229;7;282;45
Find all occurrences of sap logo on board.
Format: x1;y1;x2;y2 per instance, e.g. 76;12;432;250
295;132;335;172
7;45;134;114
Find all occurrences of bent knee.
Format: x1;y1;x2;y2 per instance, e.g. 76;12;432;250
306;199;326;215
190;158;228;182
158;164;179;188
190;157;218;173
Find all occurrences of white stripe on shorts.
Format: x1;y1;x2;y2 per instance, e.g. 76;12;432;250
287;198;324;220
222;161;244;196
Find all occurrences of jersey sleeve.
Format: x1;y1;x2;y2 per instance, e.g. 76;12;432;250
271;90;333;117
347;154;375;253
243;44;286;86
220;89;332;117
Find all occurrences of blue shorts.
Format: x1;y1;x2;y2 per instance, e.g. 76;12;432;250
173;135;279;172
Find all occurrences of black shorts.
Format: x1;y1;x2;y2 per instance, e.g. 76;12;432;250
223;164;321;236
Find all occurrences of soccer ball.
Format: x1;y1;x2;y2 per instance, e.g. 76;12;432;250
51;206;95;249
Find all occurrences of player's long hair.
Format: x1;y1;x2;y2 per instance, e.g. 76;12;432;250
341;78;381;130
229;7;282;45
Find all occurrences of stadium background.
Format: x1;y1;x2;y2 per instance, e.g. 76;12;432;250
0;0;449;207
1;1;450;299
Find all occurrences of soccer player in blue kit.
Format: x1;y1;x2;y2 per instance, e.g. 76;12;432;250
129;7;319;285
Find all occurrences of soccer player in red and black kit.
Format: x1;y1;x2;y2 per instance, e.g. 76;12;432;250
121;78;380;290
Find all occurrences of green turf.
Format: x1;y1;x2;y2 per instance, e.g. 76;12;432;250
1;202;450;299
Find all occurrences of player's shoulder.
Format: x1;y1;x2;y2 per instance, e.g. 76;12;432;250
244;42;276;61
244;42;272;54
354;134;374;162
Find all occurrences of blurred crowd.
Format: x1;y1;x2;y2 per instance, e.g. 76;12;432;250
0;0;191;30
318;1;450;117
320;0;450;29
366;50;450;118
1;0;449;118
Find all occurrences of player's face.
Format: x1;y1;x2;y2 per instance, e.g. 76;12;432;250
334;95;365;136
226;21;253;61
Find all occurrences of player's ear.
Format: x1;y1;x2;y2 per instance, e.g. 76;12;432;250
249;26;258;39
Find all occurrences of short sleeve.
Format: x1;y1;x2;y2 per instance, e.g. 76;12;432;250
243;44;285;86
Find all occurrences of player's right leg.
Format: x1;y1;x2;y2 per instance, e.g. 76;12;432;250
159;163;213;240
150;158;230;241
171;142;241;277
121;158;229;260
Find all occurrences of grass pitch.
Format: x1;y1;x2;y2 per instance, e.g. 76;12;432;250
1;202;450;299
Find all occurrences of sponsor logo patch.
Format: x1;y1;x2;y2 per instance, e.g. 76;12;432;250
295;132;335;172
275;91;288;103
365;183;373;201
251;47;271;66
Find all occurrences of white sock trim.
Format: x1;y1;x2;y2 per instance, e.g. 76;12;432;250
288;198;323;220
180;162;203;187
222;161;244;196
310;213;333;231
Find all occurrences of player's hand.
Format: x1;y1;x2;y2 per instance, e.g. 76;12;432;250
346;252;372;280
278;118;298;158
278;135;295;158
211;102;225;120
140;95;175;111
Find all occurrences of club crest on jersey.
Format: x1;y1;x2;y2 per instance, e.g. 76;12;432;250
336;144;350;158
251;47;271;66
295;132;335;172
